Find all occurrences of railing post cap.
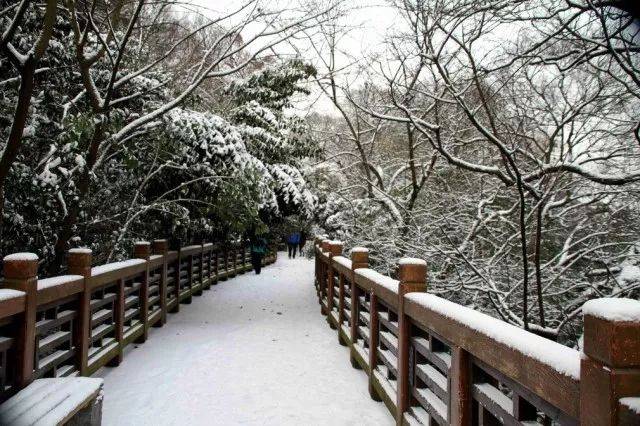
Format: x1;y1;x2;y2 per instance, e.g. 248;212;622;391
2;253;39;279
134;241;151;259
398;257;427;283
582;298;640;367
328;240;343;256
68;247;92;259
350;247;369;267
152;239;169;254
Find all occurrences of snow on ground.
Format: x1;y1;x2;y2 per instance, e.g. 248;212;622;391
96;253;392;425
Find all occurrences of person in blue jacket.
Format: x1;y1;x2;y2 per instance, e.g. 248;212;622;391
287;231;301;258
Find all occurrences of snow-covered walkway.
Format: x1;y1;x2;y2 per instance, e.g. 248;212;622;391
96;253;392;425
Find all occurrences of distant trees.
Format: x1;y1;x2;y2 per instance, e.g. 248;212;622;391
0;0;334;272
309;0;640;344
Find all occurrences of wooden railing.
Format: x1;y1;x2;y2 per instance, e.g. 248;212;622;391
314;237;640;426
0;240;277;402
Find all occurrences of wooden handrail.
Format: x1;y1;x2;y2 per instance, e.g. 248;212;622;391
0;240;278;403
314;235;640;426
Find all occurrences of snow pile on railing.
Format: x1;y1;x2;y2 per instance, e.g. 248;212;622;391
38;275;83;291
398;257;426;266
582;298;640;322
333;256;352;270
68;248;92;254
351;247;369;253
0;289;25;301
406;293;581;380
356;268;399;294
3;253;38;261
620;397;640;415
91;259;146;276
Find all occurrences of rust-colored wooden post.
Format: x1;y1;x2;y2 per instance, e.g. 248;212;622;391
229;247;236;278
320;240;331;315
152;239;168;325
185;250;193;304
349;247;369;369
314;237;320;293
315;237;324;300
337;270;347;346
396;258;427;426
369;289;381;401
580;298;640;425
133;241;150;343
221;246;228;281
109;276;125;367
67;248;92;376
449;346;472;424
2;253;38;387
196;244;204;296
170;245;181;313
212;246;219;285
326;241;343;329
195;244;204;295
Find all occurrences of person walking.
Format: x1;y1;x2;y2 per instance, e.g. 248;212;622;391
298;230;307;255
287;231;301;258
250;235;267;274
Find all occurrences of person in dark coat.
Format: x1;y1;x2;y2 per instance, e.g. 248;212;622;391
287;231;301;258
250;235;267;274
298;231;307;254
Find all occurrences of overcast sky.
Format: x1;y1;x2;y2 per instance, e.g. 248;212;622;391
188;0;400;116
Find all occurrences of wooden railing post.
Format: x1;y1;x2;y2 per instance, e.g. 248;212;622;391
212;245;219;285
349;247;369;369
396;258;427;426
581;298;640;425
221;246;229;281
369;288;381;401
449;346;472;424
152;239;168;325
229;247;236;278
327;241;343;329
314;237;320;292
320;240;331;315
110;276;125;367
67;248;92;376
185;248;193;304
133;241;150;343
2;253;38;388
314;237;325;301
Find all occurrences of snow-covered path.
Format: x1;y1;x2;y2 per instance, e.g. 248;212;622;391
96;253;392;425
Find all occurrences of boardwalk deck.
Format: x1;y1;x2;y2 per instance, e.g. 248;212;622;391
96;254;392;425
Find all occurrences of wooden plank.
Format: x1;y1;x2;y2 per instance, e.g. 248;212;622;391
0;294;25;320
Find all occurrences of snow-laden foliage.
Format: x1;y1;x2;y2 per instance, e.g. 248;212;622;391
226;59;319;219
308;1;640;346
0;2;321;273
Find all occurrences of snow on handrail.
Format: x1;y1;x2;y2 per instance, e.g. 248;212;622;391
91;259;146;276
356;268;399;295
333;256;352;270
406;292;580;380
38;275;83;291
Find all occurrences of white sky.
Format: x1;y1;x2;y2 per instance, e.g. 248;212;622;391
188;0;401;116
